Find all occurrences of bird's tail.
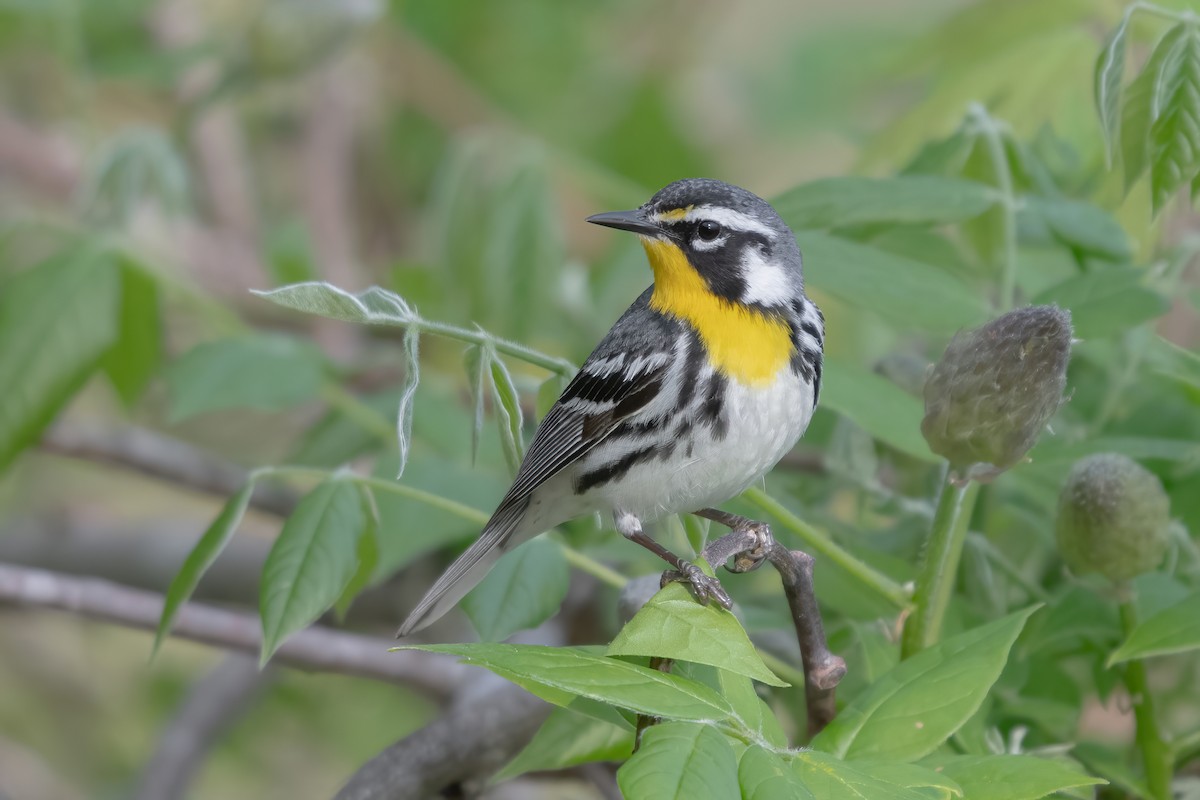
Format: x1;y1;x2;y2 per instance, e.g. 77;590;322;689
396;499;528;637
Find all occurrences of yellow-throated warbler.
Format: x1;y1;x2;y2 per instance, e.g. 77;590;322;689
399;178;824;635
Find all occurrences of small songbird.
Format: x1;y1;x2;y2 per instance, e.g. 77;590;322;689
398;178;824;636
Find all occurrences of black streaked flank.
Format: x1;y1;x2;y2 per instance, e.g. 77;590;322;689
699;374;728;440
574;442;669;494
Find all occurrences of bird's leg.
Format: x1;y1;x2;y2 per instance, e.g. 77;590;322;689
693;508;774;573
614;511;732;610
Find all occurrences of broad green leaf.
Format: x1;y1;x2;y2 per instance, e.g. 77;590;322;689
498;706;633;781
821;358;936;462
1030;435;1200;465
811;607;1037;762
738;746;815;800
334;489;379;619
394;326;420;477
608;582;788;687
253;281;415;325
920;754;1105;799
0;249;121;471
462;536;568;641
1149;24;1200;212
797;232;987;332
1094;13;1131;163
164;334;325;422
790;751;932;800
488;349;525;475
260;479;366;662
100;258;160;406
1109;590;1200;664
289;388;399;466
674;663;788;747
1031;269;1168;338
1122;24;1189;192
1021;197;1131;262
153;481;254;656
617;722;739;800
773;176;995;230
851;761;963;797
399;643;732;721
463;344;487;464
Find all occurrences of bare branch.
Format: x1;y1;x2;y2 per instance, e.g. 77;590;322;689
135;654;272;800
0;563;466;698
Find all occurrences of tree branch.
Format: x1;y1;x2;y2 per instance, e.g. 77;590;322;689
0;563;466;698
134;654;272;800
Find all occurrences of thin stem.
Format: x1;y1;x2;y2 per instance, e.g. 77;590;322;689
1119;595;1173;800
414;317;576;376
742;488;911;610
968;104;1018;312
901;475;982;658
757;649;807;688
555;539;628;590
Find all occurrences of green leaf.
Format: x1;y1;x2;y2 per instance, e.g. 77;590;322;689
1109;590;1200;664
1031;269;1168;338
462;536;568;641
334;488;379;620
797;232;987;332
394;326;420;477
920;754;1105;799
790;751;932;800
738;746;815;800
1122;24;1189;193
252;281;415;325
398;643;733;721
821;358;936;462
608;582;788;687
1150;24;1200;212
710;667;788;747
164;334;325;422
498;706;633;781
463;344;487;465
1021;197;1131;262
488;348;525;476
617;722;739;800
1094;12;1131;163
0;248;121;471
260;479;366;663
773;176;996;230
100;257;160;406
153;481;254;657
852;761;963;797
811;607;1037;762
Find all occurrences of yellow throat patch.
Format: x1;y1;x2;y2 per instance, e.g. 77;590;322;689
642;238;792;386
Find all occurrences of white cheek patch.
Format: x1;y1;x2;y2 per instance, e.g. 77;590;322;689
739;246;793;306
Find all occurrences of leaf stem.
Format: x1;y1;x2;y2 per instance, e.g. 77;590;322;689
968;104;1019;312
901;474;982;658
742;488;911;610
1119;594;1173;800
414;317;576;376
554;538;628;589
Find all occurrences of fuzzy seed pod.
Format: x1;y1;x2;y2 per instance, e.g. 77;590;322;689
921;305;1072;479
1056;453;1170;583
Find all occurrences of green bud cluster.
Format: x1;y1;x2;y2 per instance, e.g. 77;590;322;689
1056;453;1170;583
921;305;1072;479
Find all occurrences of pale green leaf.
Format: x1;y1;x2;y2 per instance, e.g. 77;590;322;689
260;479;366;662
790;751;932;800
738;746;815;800
1094;13;1131;163
462;537;568;641
398;643;733;721
821;358;936;462
774;176;996;230
1022;197;1131;262
463;344;487;465
617;722;739;800
100;257;160;406
1031;269;1168;338
334;488;379;620
0;248;121;471
608;582;788;687
1149;24;1200;212
811;607;1037;762
164;334;325;422
1109;590;1200;664
919;754;1105;799
154;481;254;657
395;326;420;477
797;232;987;332
498;706;633;781
252;281;415;325
850;761;963;797
1122;24;1189;192
488;348;525;476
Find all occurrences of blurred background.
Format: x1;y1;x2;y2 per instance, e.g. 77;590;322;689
1;0;1197;798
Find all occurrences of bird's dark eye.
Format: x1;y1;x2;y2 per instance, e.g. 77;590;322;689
697;220;721;241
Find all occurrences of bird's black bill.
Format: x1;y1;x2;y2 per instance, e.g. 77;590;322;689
585;209;660;237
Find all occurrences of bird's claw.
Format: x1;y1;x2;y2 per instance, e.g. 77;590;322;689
729;522;774;574
665;562;733;610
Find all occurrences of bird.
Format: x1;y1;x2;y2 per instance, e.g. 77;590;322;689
398;178;824;636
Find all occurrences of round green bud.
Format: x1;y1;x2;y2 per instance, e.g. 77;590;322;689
921;305;1072;478
1056;453;1170;583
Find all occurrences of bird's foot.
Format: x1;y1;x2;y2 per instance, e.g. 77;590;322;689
729;521;774;574
664;562;733;610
